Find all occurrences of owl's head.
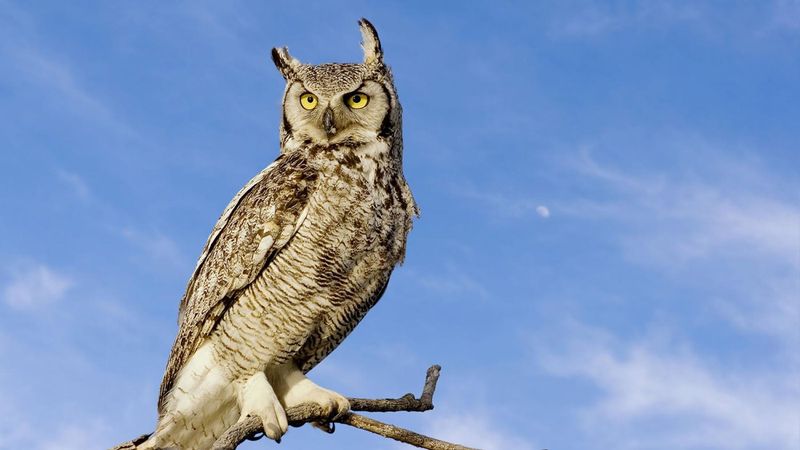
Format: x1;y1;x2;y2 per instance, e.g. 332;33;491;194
271;19;400;149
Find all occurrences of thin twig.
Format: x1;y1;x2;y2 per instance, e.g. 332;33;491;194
341;412;474;450
349;364;441;412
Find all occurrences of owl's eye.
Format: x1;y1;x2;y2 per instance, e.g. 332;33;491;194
345;92;369;109
299;93;318;110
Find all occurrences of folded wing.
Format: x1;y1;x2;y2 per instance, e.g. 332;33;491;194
158;152;318;410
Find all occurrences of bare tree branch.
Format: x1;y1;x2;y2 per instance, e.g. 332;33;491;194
337;412;475;450
111;365;475;450
349;364;441;412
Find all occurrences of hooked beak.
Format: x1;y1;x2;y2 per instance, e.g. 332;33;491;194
323;107;336;136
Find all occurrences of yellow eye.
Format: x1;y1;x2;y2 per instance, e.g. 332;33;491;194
300;93;318;110
346;92;369;109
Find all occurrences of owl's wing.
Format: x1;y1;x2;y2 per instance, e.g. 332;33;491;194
158;152;318;408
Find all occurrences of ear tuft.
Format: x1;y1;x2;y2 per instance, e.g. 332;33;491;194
359;18;383;66
271;47;301;79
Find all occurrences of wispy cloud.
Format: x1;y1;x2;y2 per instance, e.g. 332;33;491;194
565;148;800;267
455;185;550;220
548;1;702;38
0;260;161;450
115;1;260;73
547;0;800;40
423;412;537;450
534;323;799;450
38;420;112;450
409;262;490;301
0;3;137;137
0;403;113;450
121;227;187;272
712;274;800;345
0;404;33;449
55;169;92;202
2;263;74;311
12;49;131;133
556;147;800;346
768;0;800;32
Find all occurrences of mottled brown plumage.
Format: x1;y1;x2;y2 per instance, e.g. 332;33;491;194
142;19;417;449
159;152;318;407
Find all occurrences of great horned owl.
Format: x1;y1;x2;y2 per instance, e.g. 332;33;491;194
140;19;417;449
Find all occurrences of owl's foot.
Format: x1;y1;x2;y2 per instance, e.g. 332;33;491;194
286;378;350;420
274;364;350;421
237;371;288;442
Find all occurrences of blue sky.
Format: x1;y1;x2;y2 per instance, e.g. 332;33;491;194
0;1;798;449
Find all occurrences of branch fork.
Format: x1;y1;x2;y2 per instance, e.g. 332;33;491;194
112;365;475;450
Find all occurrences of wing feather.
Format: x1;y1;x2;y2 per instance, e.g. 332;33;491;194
158;152;318;408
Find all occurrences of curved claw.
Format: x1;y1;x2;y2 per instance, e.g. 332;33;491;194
311;421;336;434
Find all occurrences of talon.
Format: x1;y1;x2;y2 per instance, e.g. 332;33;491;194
312;421;335;434
245;431;264;441
276;364;350;433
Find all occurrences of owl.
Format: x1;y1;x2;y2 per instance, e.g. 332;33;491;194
139;19;417;449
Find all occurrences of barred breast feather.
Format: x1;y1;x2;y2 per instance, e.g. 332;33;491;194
158;151;317;410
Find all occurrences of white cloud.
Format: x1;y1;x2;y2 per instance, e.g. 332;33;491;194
769;0;800;31
559;148;800;344
2;264;74;310
0;408;112;450
535;205;550;218
0;407;34;449
535;324;800;450
36;421;109;450
455;185;548;220
547;0;800;40
615;185;800;268
511;143;800;448
548;1;702;38
411;263;490;301
424;412;537;450
712;275;800;344
121;227;187;272
0;3;136;137
55;169;91;202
